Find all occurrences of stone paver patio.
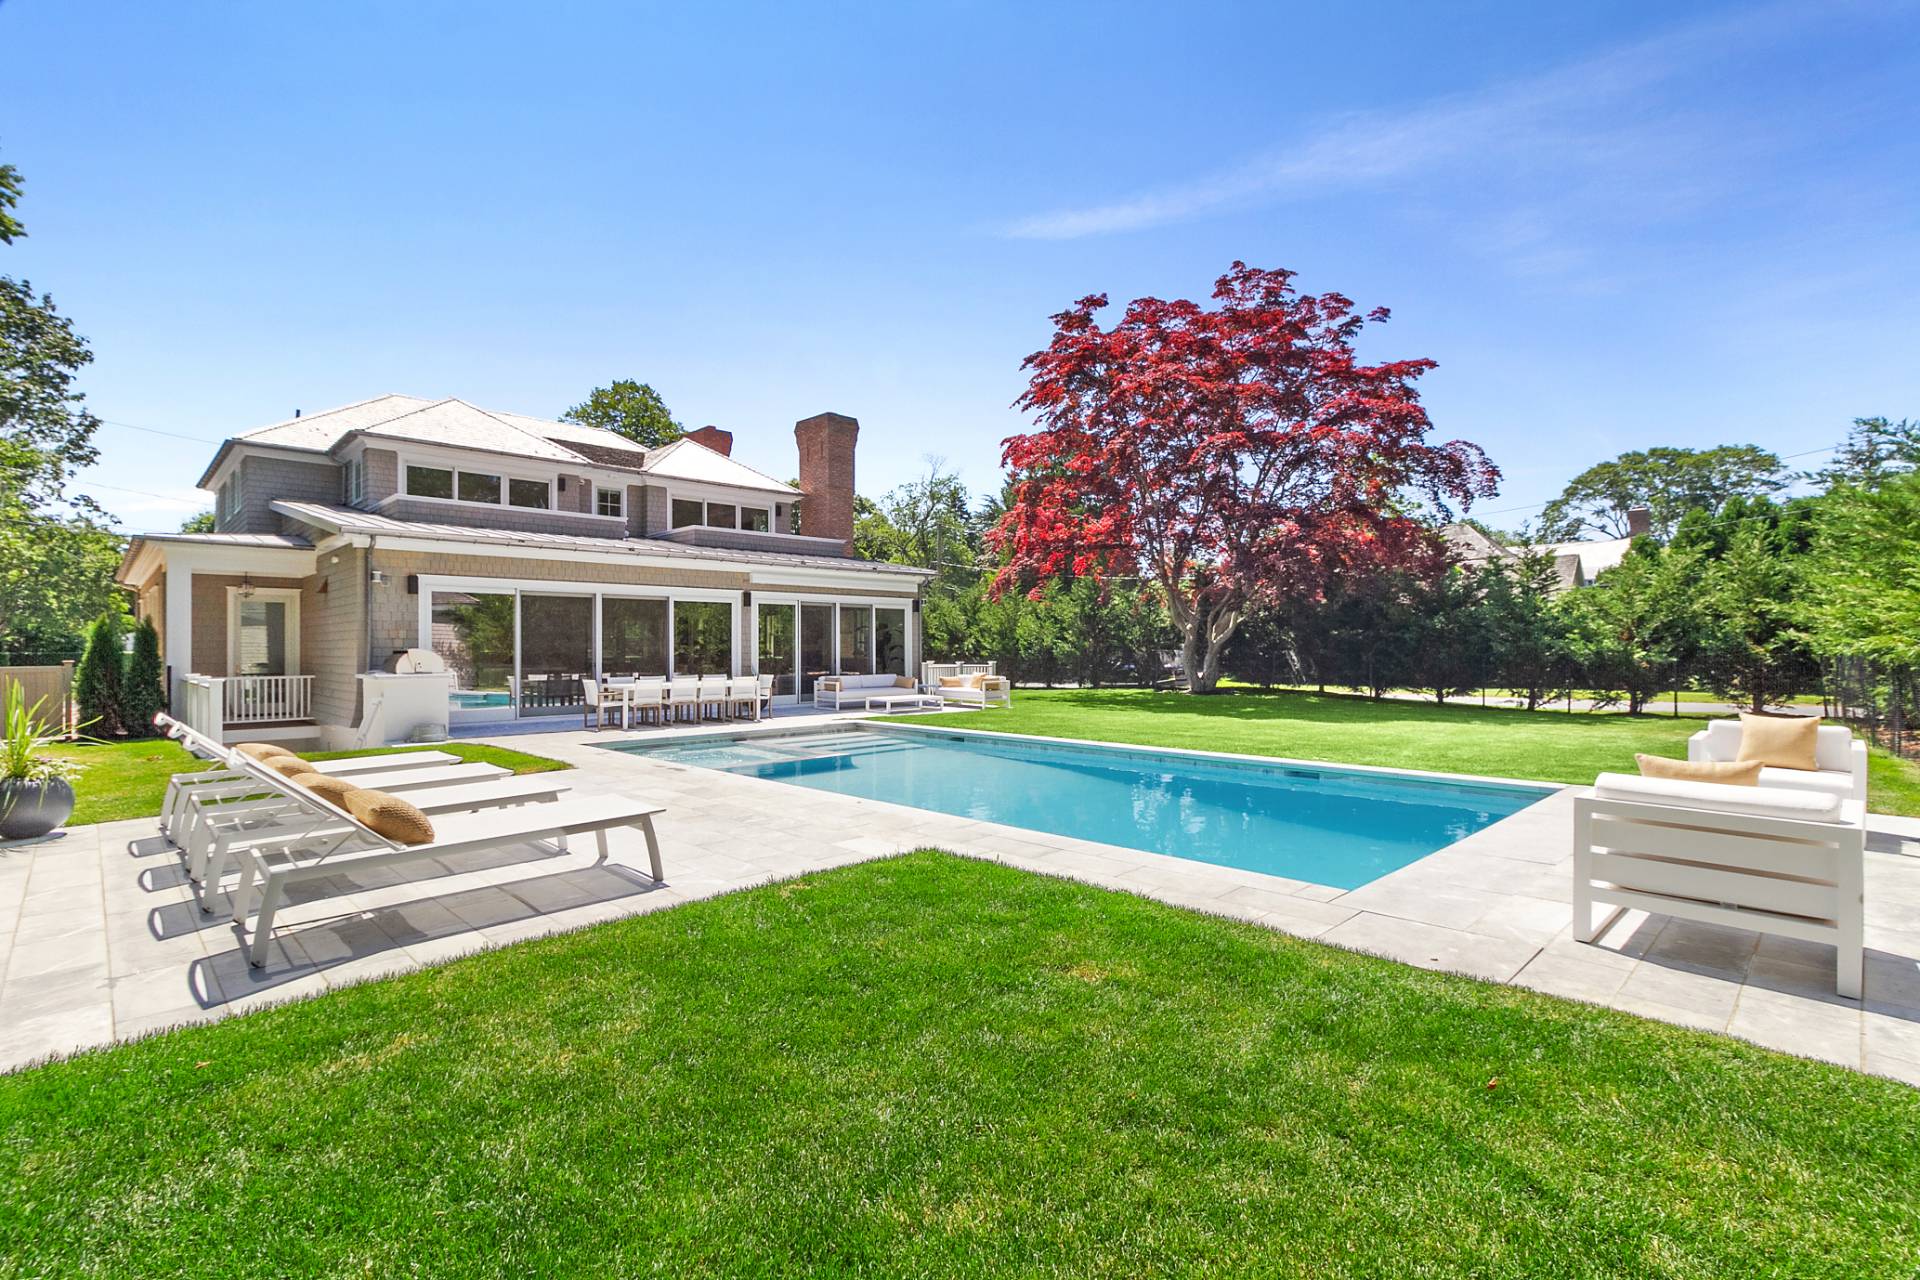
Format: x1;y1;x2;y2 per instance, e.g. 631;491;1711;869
3;719;1917;1083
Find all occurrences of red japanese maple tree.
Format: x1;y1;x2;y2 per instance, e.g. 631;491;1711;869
989;263;1499;691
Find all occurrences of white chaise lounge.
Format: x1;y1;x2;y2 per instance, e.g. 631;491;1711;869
1574;772;1867;997
204;749;666;966
1688;718;1867;802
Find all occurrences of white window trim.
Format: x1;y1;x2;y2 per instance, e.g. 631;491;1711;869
750;593;916;699
225;586;302;677
399;454;556;512
415;575;745;713
593;483;625;519
667;494;776;533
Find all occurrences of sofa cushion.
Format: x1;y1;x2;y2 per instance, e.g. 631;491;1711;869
235;742;295;761
343;788;436;845
1635;754;1761;785
938;675;967;688
1735;713;1820;771
265;756;320;780
1593;772;1844;823
1755;766;1854;798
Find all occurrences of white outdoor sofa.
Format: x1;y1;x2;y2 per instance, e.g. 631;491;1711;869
814;673;930;710
1574;771;1867;997
930;673;1011;708
1688;718;1867;802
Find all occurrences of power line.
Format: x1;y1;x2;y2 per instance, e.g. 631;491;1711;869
1469;442;1845;521
95;417;224;444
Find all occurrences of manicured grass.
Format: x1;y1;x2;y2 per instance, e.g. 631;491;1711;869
49;739;570;826
0;854;1913;1277
908;687;1920;815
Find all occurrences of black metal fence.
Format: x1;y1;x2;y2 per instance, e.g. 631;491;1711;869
1825;656;1918;760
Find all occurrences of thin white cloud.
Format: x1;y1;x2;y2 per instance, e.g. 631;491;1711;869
1003;4;1812;241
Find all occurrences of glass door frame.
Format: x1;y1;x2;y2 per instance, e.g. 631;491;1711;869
752;594;917;705
416;575;742;721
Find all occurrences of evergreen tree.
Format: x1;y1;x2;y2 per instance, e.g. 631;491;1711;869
122;616;165;736
73;611;126;736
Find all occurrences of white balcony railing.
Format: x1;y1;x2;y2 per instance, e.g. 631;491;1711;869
180;673;315;740
225;674;314;724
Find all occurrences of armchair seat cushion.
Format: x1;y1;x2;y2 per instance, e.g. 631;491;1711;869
1592;772;1846;823
1755;766;1855;798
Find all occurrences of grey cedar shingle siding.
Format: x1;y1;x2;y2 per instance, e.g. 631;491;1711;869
223;456;343;534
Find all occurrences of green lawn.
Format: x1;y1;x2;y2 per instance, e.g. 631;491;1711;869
906;687;1920;815
48;739;570;826
0;853;1912;1277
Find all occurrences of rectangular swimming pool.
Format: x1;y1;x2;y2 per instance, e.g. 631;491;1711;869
605;726;1554;890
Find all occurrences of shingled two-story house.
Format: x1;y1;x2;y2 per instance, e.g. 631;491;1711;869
116;396;931;746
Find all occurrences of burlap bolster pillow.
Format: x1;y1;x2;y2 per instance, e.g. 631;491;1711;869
1635;754;1762;786
343;788;435;845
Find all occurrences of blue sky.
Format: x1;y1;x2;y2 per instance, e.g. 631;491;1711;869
4;0;1917;533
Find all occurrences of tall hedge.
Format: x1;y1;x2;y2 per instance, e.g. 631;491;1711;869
73;611;126;737
122;616;165;736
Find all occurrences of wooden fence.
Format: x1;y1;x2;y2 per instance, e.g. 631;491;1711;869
0;662;76;733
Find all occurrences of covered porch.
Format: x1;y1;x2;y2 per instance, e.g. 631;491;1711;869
118;531;331;748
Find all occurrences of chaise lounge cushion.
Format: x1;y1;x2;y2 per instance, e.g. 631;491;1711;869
1635;754;1761;785
343;788;436;845
1592;772;1844;823
236;742;295;761
1734;713;1821;771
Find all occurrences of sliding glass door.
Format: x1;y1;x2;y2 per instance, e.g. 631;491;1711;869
602;597;668;678
519;594;594;716
758;605;797;696
674;600;733;675
875;607;908;677
799;604;834;699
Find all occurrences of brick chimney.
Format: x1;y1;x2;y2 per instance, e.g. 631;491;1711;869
684;425;733;456
794;411;858;554
1626;506;1651;538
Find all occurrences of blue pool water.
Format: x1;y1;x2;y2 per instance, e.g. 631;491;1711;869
450;691;512;709
609;727;1552;890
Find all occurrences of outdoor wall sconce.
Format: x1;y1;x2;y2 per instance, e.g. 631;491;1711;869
236;573;257;600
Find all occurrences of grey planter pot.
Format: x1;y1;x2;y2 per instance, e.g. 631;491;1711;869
0;777;76;841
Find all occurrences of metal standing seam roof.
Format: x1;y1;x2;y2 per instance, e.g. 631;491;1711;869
270;500;932;578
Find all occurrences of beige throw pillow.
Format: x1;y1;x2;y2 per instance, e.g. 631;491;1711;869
937;675;967;689
1734;714;1821;772
266;756;320;780
235;742;295;761
343;789;436;845
297;774;362;807
1635;754;1763;786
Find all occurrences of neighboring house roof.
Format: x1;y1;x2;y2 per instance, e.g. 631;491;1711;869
195;394;802;496
1438;521;1621;590
270;501;932;578
1540;536;1633;583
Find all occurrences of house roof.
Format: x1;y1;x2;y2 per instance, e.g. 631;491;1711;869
1540;536;1633;583
270;501;931;578
197;395;802;497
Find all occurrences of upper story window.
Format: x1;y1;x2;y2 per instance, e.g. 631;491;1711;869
342;457;365;506
669;496;773;532
596;486;624;519
405;461;553;511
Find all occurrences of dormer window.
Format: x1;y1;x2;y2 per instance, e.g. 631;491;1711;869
667;496;774;532
595;487;623;519
406;461;553;510
509;478;550;509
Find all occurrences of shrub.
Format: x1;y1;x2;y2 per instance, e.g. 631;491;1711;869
73;611;126;737
122;617;164;736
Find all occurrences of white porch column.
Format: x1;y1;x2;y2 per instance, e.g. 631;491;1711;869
164;567;194;715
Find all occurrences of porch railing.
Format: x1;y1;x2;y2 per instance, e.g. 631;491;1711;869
180;673;315;740
224;674;314;724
